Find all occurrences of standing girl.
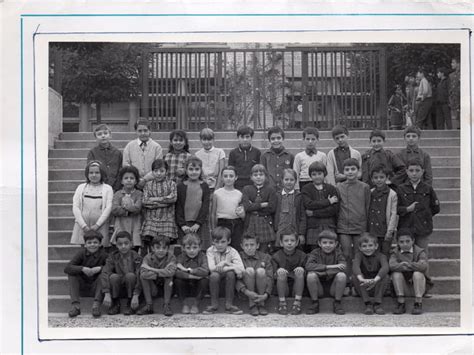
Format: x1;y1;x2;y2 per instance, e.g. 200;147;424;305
110;166;143;251
175;156;211;249
164;130;192;183
242;164;278;253
71;161;113;247
140;159;177;255
211;166;245;251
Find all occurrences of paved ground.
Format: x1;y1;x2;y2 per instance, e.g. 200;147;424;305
49;312;460;328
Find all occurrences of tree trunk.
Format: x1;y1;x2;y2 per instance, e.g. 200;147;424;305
96;101;102;124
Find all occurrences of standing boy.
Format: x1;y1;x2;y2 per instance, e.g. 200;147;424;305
395;126;433;186
236;235;274;316
396;158;440;251
228;126;261;191
336;158;371;293
122;119;163;187
352;233;390;315
435;67;452;129
368;165;398;256
195;128;226;191
175;234;210;314
326;125;362;186
136;235;177;316
305;230;347;315
272;229;307;315
361;129;406;187
204;227;245;315
302;162;339;252
101;231;142;315
64;230;108;318
449;57;460;129
293;127;327;191
415;68;434;129
87;124;123;191
260;126;294;192
390;229;429;315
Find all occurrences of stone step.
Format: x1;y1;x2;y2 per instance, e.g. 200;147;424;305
48;228;460;246
48;213;460;232
49;191;75;204
48;294;460;314
59;130;461;141
48;258;460;278
48;274;460;296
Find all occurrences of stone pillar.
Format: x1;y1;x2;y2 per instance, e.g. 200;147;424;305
79;103;91;132
128;100;139;131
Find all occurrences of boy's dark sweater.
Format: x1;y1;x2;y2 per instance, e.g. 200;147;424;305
301;183;339;230
175;250;209;279
271;248;306;277
305;247;346;279
352;251;389;279
100;250;143;295
242;184;277;216
236;250;274;295
64;247;109;281
228;145;261;182
361;148;406;186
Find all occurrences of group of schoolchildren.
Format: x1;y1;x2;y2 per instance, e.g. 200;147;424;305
65;119;440;320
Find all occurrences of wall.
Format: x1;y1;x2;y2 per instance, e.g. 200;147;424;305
48;87;63;148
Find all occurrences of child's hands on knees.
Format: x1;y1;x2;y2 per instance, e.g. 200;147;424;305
81;267;93;277
244;289;259;301
329;263;346;271
131;295;139;310
90;266;102;275
103;293;112;308
294;267;305;277
276;268;289;277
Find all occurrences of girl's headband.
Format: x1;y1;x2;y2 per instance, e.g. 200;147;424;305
88;161;101;168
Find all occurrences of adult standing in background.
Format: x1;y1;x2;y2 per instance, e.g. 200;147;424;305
414;68;433;129
449;57;460;129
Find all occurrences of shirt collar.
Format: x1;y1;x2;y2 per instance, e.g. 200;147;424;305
239;146;252;153
336;145;349;152
99;143;111;150
406;146;419;153
402;247;414;254
204;146;215;153
282;189;295;196
242;252;259;260
411;181;420;190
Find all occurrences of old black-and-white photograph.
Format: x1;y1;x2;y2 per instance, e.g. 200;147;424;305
46;40;462;332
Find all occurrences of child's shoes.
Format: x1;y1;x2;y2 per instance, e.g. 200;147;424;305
182;304;191;314
373;304;385;315
123;300;134;316
290;302;302;315
258;305;268;316
333;301;345;315
249;304;259;316
411;302;423;315
136;304;154;315
107;301;121;315
278;301;288;315
163;303;174;317
202;305;218;315
393;302;406;315
91;301;101;318
190;304;200;314
306;300;319;315
364;303;374;315
68;305;81;318
225;305;243;315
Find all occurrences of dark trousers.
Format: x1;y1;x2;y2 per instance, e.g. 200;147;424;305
109;272;137;299
353;275;388;304
415;98;434;129
436;103;452;129
174;277;209;300
217;218;244;251
209;271;236;306
68;275;103;304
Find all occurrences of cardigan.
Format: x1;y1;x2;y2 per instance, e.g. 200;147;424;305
336;180;371;235
389;245;428;274
326;146;362;185
241;184;277;217
175;181;210;227
301;183;339;231
274;191;306;236
122;138;163;177
369;186;398;235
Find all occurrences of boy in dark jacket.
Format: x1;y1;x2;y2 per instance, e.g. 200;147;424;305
396;158;440;251
101;231;142;316
64;230;108;318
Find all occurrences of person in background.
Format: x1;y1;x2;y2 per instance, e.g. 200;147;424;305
435;67;452;129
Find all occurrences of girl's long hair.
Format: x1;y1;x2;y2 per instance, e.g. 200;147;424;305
168;129;190;153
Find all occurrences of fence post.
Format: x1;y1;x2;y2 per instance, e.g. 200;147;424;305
141;50;150;121
301;51;309;127
379;48;388;129
79;103;91;132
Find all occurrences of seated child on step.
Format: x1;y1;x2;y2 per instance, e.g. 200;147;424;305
71;161;113;247
236;234;274;316
64;230;109;318
137;235;177;316
164;129;192;183
204;226;245;315
110;166;143;252
389;229;428;315
352;233;389;315
305;230;347;315
174;233;210;314
87;124;123;191
176;156;211;249
271;228;307;315
140;159;177;256
101;231;142;316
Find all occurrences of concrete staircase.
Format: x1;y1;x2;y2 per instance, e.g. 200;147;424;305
48;130;461;314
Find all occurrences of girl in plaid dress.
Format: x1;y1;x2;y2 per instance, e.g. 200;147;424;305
242;164;278;253
164;130;192;183
141;159;177;256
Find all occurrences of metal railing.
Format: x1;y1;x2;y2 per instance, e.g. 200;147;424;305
140;46;387;131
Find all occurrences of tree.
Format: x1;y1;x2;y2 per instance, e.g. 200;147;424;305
50;43;144;123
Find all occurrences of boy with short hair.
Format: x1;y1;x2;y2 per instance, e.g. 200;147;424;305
101;231;142;316
271;229;307;315
368;165;398;256
136;235;177;316
326;125;362;186
204;226;245;315
361;129;406;187
352;233;389;315
305;230;347;315
228;126;261;191
302;161;339;251
395;126;433;186
236;234;274;316
175;233;210;314
260;126;294;192
293;127;327;191
195;128;226;191
64;230;108;318
122;119;163;186
336;158;371;291
87;124;123;191
396;158;440;250
389;229;429;315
